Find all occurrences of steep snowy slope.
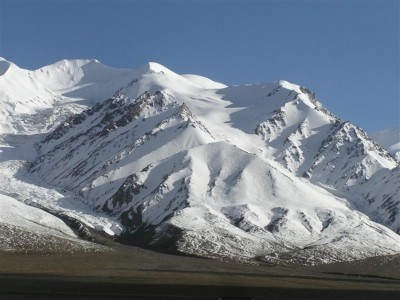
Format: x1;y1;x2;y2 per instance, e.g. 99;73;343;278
0;59;229;135
30;67;400;262
226;83;399;233
31;91;214;205
101;141;400;263
0;193;74;237
0;58;136;134
361;166;400;234
0;57;60;133
0;194;103;252
1;58;399;263
0;132;123;239
372;127;400;160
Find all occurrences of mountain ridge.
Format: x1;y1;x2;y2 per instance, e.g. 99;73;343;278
1;58;399;264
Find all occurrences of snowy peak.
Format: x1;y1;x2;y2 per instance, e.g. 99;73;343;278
304;121;397;187
246;84;399;233
0;58;195;134
33;58;133;90
2;58;400;264
135;61;172;74
32;90;214;210
0;58;61;134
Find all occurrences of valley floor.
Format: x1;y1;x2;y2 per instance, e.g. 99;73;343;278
0;245;399;300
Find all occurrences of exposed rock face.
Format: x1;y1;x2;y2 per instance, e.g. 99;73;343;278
31;82;400;264
252;85;399;233
1;59;398;264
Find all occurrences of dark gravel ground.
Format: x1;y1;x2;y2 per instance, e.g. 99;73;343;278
0;246;399;300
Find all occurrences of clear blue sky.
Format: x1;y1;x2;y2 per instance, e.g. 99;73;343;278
0;0;398;132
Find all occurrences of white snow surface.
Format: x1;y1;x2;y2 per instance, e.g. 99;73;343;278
0;192;106;252
0;193;75;237
0;135;123;238
1;58;399;263
181;74;227;89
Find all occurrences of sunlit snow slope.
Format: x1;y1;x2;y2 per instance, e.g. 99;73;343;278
0;193;103;252
1;58;399;263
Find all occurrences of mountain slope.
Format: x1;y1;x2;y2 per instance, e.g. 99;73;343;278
239;83;399;233
31;105;400;262
30;70;400;263
0;58;155;134
1;58;399;264
0;57;61;134
31;91;214;205
107;141;400;263
0;193;104;252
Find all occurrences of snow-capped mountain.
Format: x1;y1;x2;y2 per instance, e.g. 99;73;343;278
1;58;400;263
372;127;400;160
0;57;136;134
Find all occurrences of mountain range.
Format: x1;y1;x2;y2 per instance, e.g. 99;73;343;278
0;57;399;264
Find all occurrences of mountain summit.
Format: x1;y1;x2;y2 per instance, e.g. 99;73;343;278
1;59;399;264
